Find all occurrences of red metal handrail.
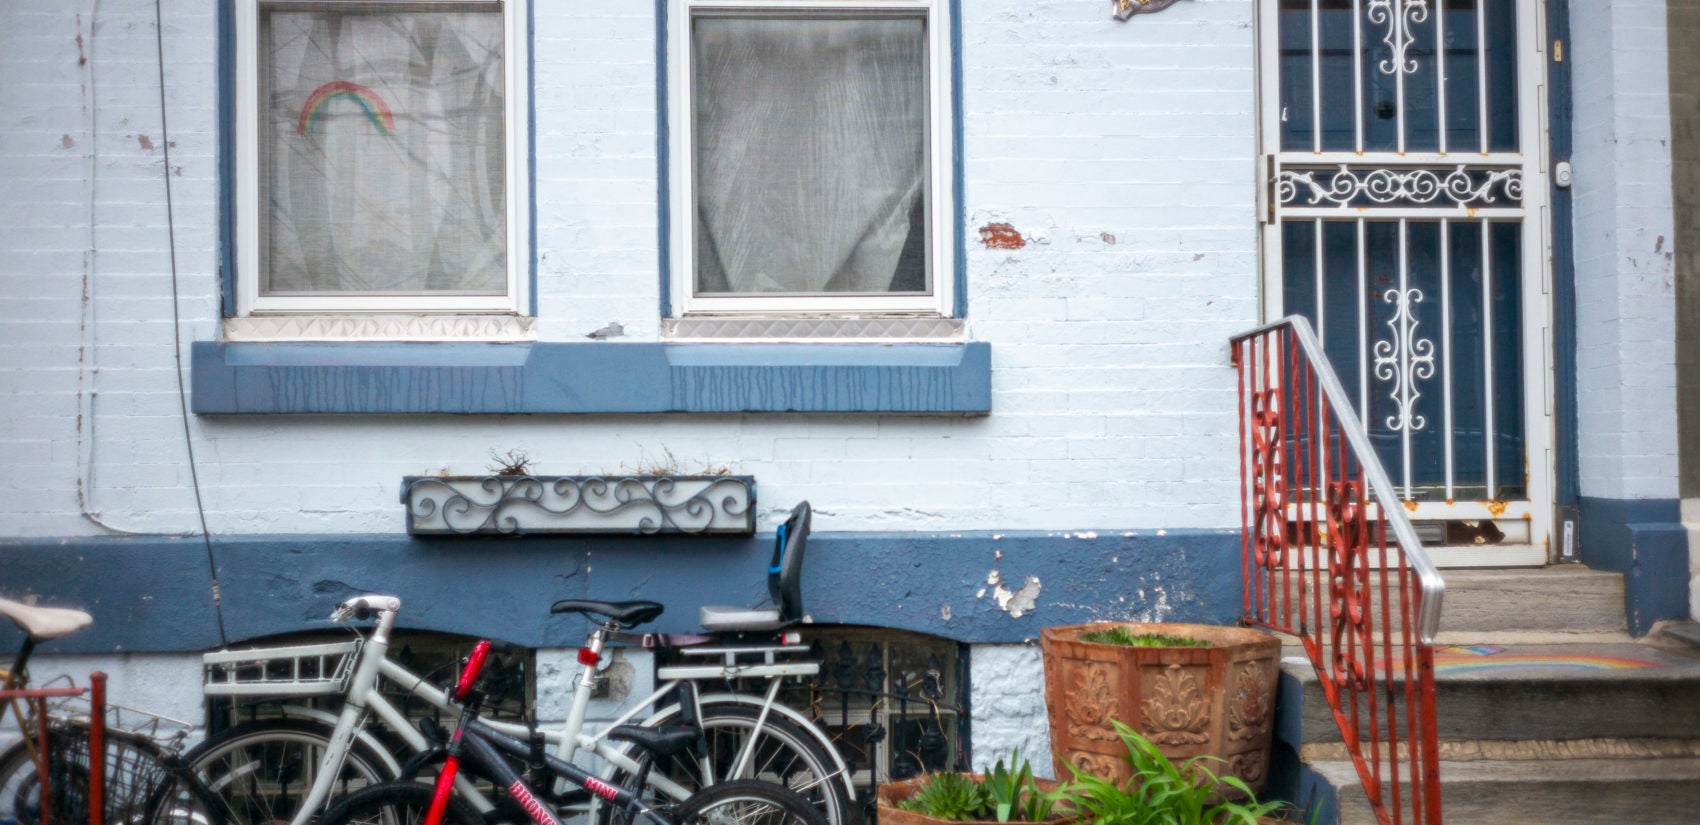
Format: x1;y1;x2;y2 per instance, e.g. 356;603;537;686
1231;317;1443;825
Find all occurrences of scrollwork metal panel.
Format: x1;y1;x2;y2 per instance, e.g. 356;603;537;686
1374;287;1438;434
402;475;756;535
1367;0;1430;77
1278;165;1522;210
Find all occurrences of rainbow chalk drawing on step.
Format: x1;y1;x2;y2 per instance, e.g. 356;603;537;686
1432;645;1659;674
297;81;396;136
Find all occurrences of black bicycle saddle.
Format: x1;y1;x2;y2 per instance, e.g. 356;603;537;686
548;599;664;628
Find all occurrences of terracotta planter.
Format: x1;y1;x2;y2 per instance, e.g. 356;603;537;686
876;776;1069;825
1039;623;1281;795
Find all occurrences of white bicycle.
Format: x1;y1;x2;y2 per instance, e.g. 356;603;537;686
185;502;853;825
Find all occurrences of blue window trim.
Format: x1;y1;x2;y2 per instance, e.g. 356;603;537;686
191;341;991;414
215;1;538;317
654;0;967;318
218;0;236;317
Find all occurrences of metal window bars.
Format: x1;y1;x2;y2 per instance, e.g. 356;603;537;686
1232;316;1445;825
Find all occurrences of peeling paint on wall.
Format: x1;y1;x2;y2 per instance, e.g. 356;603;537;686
984;565;1042;619
978;222;1025;250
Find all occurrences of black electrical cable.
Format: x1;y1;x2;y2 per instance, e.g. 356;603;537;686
154;0;229;646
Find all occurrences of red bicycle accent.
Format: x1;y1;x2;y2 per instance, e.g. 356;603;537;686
429;640;493;825
455;641;492;702
583;776;620;802
508;779;564;825
1233;318;1444;825
425;754;461;825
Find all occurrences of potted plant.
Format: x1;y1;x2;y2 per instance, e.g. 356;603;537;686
877;752;1070;825
1055;721;1290;825
1039;622;1281;795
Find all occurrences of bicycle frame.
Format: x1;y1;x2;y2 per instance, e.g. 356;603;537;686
225;596;847;825
427;640;667;825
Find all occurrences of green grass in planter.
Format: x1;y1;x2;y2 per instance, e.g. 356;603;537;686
1078;627;1213;648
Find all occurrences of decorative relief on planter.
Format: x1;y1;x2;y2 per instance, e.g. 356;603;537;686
1228;750;1267;785
1063;662;1120;742
401;475;756;535
1140;664;1211;745
1040;623;1282;795
1068;751;1122;779
1226;660;1273;742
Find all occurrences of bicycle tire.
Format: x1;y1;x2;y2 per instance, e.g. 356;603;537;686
317;780;481;825
0;737;39;825
183;718;393;825
673;779;829;825
601;706;850;825
0;723;226;825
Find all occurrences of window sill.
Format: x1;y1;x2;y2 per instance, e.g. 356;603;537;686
663;316;963;342
191;341;991;414
224;314;537;342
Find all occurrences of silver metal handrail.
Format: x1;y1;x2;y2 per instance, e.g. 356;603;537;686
1230;315;1446;643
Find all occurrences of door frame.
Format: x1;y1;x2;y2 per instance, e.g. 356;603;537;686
1253;0;1556;567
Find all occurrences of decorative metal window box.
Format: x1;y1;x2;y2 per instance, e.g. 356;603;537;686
401;475;756;536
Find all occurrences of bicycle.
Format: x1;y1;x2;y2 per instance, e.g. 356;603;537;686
188;502;852;825
319;638;827;825
0;597;229;825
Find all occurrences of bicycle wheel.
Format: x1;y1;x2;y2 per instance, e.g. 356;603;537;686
317;781;480;825
183;718;393;825
604;706;849;825
673;779;828;825
0;723;225;825
0;738;43;825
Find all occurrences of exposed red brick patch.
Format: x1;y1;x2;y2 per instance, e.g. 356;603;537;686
979;222;1025;250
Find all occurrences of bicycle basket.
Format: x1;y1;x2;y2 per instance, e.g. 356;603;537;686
31;676;196;751
202;639;362;697
44;723;201;825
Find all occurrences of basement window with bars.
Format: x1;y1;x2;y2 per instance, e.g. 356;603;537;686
659;625;969;823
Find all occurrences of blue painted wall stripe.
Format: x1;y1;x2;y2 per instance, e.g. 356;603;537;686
0;530;1241;652
191;341;991;414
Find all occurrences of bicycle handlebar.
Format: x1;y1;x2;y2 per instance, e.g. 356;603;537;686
330;595;402;623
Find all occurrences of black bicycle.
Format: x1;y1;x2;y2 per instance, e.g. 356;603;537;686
318;638;827;825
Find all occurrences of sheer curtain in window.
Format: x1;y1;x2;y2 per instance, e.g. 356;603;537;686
262;8;506;297
692;17;929;296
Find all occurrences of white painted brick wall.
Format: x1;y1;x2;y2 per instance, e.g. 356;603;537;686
1;0;1263;539
1571;0;1681;502
967;643;1053;779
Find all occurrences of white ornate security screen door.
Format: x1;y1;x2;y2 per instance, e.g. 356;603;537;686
1257;0;1553;566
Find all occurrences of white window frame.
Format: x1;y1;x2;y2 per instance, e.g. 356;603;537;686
667;0;956;318
232;0;530;317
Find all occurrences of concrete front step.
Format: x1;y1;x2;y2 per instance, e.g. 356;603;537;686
1282;641;1700;743
1437;566;1626;634
1308;756;1700;825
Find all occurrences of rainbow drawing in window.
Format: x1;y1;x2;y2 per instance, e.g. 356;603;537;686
296;81;396;136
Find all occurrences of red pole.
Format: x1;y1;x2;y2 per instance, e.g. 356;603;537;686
35;697;51;825
89;672;106;825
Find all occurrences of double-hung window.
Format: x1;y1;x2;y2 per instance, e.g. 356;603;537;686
232;0;529;318
667;0;956;319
